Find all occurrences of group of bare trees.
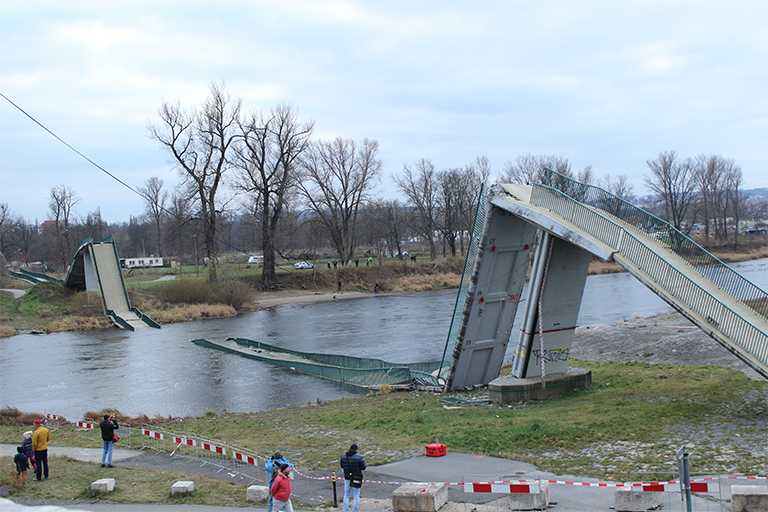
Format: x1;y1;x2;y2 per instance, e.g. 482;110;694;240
644;150;746;244
1;84;763;279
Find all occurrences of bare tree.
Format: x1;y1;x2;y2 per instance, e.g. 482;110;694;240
724;158;744;246
499;154;571;185
0;203;19;258
383;199;407;262
47;184;80;267
138;177;168;257
599;174;634;200
298;137;382;262
234;104;314;289
394;159;439;260
164;188;196;258
644;151;696;233
148;81;241;282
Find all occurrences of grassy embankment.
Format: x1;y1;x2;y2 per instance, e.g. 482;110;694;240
1;359;767;504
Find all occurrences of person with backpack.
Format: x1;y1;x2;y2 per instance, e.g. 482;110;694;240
99;414;119;467
21;431;35;473
270;463;293;512
339;443;366;512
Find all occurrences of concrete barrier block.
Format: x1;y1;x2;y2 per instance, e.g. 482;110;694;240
171;480;195;494
614;485;663;512
732;485;768;512
91;478;115;492
247;484;270;502
508;481;549;511
392;483;447;512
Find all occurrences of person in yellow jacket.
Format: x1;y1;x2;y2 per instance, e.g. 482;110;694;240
32;420;50;481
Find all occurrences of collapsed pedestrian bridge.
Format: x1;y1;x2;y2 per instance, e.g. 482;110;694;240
439;170;768;391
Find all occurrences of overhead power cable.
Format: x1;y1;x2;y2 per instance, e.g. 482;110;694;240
0;91;255;257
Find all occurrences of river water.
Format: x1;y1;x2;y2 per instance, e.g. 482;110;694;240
1;258;766;419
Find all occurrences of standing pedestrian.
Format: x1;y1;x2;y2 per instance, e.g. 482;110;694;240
14;446;29;485
22;431;35;473
340;443;366;512
265;451;292;512
99;414;119;467
32;419;50;481
270;463;294;512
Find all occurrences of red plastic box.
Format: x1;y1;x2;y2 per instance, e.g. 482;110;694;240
426;441;447;457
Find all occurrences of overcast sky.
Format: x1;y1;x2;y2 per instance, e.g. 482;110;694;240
1;1;766;224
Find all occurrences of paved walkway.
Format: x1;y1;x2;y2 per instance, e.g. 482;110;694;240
1;445;748;511
0;288;27;298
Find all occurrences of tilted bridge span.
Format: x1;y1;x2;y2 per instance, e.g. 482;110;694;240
439;171;768;391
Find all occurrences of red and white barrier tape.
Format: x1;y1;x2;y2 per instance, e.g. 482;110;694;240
76;421;94;429
294;470;766;494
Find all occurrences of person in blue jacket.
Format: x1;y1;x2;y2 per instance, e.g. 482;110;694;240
340;443;366;512
265;451;292;512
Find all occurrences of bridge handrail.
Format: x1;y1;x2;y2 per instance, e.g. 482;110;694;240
529;184;768;371
536;169;768;320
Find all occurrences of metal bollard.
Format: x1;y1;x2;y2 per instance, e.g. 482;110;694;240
332;471;338;507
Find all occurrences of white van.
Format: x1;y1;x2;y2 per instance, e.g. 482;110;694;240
247;255;263;264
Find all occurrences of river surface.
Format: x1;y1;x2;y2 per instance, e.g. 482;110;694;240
1;258;766;419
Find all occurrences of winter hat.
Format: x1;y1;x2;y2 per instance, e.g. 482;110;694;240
23;431;32;439
34;420;41;425
279;463;290;472
350;444;358;452
104;414;110;420
273;451;282;460
17;446;23;453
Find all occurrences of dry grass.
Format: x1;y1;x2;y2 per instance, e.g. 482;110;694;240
388;273;462;292
0;407;58;426
0;325;18;337
147;303;237;323
49;316;113;332
588;259;624;275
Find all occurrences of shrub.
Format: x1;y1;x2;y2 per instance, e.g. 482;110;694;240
158;279;211;304
68;291;103;317
212;279;253;308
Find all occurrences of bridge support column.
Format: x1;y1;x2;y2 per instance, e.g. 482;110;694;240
511;235;591;379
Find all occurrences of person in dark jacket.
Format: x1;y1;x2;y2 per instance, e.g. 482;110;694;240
339;443;366;512
14;446;29;485
22;431;35;472
99;414;119;467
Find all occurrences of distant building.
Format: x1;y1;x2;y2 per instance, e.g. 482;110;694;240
37;220;63;235
120;257;164;269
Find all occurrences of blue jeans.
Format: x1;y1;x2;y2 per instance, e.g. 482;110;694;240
102;440;114;465
343;479;360;512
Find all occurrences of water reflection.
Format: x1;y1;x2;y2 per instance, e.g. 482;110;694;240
0;258;764;419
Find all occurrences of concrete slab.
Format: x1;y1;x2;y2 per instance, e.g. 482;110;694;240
247;485;270;502
391;484;447;512
171;481;195;494
732;485;768;512
508;481;549;510
90;478;115;492
614;485;662;511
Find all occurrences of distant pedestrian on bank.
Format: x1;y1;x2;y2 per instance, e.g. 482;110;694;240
32;419;49;481
338;280;342;291
327;262;331;269
99;414;119;467
22;431;35;472
266;451;292;512
270;462;294;512
355;258;359;267
340;443;366;512
374;283;379;294
14;446;29;485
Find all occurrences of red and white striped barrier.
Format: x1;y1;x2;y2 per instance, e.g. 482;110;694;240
173;436;196;447
46;413;58;420
142;429;164;440
465;482;541;494
202;442;226;455
76;421;94;429
234;451;258;466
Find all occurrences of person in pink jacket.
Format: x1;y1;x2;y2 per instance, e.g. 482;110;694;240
270;463;293;512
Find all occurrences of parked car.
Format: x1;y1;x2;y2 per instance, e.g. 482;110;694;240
294;261;314;269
